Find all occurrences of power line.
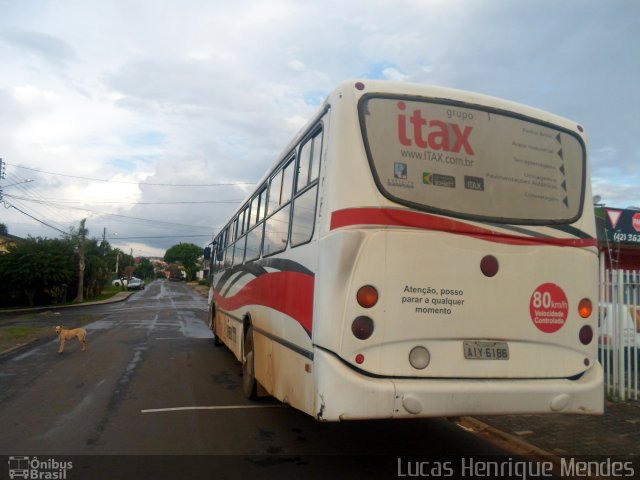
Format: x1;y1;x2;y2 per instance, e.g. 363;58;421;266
2;172;71;233
7;163;255;187
4;194;241;206
106;235;212;240
3;194;212;230
4;200;212;241
2;202;70;236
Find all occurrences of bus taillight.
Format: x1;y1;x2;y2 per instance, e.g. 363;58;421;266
480;255;499;277
352;316;374;340
579;325;594;345
578;298;592;318
357;285;379;308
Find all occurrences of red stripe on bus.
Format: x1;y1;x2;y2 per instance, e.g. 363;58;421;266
214;271;314;334
330;208;597;247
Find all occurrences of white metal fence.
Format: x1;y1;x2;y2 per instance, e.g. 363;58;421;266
598;258;640;401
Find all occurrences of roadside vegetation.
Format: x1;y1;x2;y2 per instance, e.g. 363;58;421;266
0;220;136;308
164;242;203;281
0;222;205;309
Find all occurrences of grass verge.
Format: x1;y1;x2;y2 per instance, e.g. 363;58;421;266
0;325;51;354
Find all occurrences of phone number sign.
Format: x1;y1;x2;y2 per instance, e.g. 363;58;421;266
599;208;640;246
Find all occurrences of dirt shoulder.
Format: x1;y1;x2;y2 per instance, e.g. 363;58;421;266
0;291;133;357
0;310;99;357
187;281;209;298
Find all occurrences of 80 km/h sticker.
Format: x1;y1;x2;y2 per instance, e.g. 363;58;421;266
529;283;569;333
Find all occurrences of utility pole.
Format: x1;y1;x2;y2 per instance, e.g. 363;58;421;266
0;158;5;202
73;218;88;303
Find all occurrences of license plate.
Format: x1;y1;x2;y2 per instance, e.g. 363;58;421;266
463;341;509;360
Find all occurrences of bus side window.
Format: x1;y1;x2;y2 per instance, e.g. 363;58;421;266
281;158;295;206
231;217;239;242
268;172;282;215
297;128;322;191
235;235;246;265
263;205;291;256
245;223;263;261
222;227;229;269
249;193;260;228
224;243;234;269
291;128;322;247
258;187;267;221
309;130;323;182
213;228;225;272
216;242;224;263
239;208;247;236
213;236;222;272
297;140;312;192
267;155;295;215
211;239;218;272
291;185;318;246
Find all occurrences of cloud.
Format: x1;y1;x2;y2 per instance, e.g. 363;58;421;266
2;29;76;65
1;0;638;256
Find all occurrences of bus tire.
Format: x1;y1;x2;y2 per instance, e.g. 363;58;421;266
210;306;223;347
242;325;258;399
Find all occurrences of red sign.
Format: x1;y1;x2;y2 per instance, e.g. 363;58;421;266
632;213;640;232
396;101;475;154
529;283;569;333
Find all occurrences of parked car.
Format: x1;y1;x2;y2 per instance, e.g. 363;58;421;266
127;278;145;290
113;276;143;287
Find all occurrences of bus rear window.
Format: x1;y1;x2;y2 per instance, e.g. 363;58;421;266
359;96;586;224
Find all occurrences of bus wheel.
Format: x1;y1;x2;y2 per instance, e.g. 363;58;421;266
242;325;258;399
209;305;222;347
213;329;223;347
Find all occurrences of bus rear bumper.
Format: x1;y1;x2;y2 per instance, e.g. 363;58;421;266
314;349;604;421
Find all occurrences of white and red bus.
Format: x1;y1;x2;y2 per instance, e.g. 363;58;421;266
206;80;603;420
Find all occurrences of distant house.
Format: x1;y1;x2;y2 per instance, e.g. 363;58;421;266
0;232;22;254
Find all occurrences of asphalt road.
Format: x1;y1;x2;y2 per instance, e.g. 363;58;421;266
0;280;511;479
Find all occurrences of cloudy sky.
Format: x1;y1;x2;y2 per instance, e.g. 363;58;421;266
0;0;638;257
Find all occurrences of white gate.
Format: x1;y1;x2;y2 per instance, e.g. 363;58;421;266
598;257;640;401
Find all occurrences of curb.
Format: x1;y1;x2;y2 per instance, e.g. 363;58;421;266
453;416;557;458
453;417;603;480
0;291;135;316
185;282;210;299
0;291;136;360
0;338;41;360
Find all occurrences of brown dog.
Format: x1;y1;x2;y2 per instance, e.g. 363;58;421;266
55;325;88;353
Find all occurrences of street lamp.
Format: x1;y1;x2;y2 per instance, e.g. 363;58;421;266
1;178;34;188
0;178;34;202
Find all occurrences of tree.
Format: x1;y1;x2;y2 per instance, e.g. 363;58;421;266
102;245;133;279
164;243;203;281
84;239;108;297
134;257;155;280
0;237;74;306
